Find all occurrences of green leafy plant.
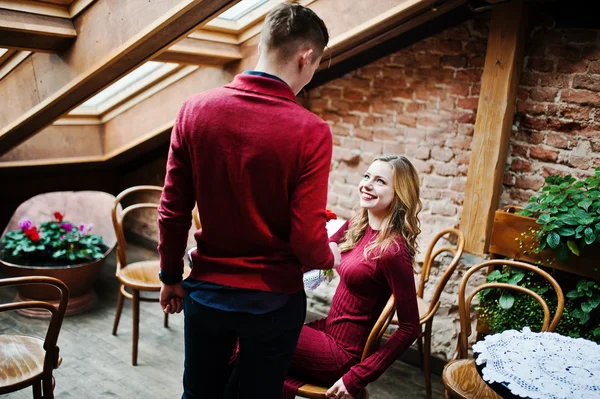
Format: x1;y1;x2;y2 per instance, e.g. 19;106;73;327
478;267;600;343
0;212;107;267
518;167;600;262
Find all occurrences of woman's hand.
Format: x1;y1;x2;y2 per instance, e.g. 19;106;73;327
326;378;353;399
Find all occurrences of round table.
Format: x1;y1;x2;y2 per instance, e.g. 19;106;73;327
472;327;600;399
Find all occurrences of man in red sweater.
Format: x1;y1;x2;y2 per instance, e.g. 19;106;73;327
157;3;340;398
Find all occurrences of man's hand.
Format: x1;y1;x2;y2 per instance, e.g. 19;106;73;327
326;378;353;399
329;242;341;269
160;283;186;314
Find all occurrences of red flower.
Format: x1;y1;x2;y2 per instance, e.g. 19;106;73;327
54;212;64;223
326;209;337;221
24;226;40;242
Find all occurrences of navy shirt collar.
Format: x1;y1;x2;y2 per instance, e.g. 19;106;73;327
243;70;288;86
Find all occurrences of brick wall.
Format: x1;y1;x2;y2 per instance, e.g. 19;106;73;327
500;18;600;206
309;18;489;253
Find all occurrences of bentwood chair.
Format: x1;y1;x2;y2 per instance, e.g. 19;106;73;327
111;185;189;366
296;296;396;399
386;228;465;398
0;277;68;399
442;260;565;399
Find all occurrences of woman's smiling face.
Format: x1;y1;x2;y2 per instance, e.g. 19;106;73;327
358;160;395;217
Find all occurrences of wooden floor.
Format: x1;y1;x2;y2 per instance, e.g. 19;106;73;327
0;245;445;398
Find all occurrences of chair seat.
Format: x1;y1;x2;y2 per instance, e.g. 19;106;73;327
117;260;162;290
297;383;328;399
442;359;502;399
392;296;429;324
0;335;45;391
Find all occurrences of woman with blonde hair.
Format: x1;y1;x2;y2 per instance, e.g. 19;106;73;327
283;155;422;399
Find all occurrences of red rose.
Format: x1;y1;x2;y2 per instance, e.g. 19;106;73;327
24;226;40;242
54;212;64;223
326;209;337;221
29;231;40;242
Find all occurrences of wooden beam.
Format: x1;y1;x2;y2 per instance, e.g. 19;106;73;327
0;0;236;156
154;37;242;65
459;0;528;255
0;0;97;18
0;8;76;52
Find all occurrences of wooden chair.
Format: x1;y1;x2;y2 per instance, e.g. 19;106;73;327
442;260;565;399
111;185;183;366
386;228;465;398
296;295;396;399
0;276;68;399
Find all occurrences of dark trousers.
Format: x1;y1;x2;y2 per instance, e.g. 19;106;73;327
182;290;306;399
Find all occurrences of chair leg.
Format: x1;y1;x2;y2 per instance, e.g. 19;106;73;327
417;333;424;371
42;374;54;399
424;322;433;399
164;312;169;328
132;289;140;366
112;285;125;335
32;379;42;399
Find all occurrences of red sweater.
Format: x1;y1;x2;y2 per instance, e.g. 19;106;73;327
158;74;334;294
329;222;420;393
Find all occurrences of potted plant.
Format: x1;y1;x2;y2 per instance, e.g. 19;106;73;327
479;168;600;343
488;167;600;280
0;191;117;317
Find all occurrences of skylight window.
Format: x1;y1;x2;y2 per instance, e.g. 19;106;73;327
0;48;7;58
81;62;165;108
218;0;268;21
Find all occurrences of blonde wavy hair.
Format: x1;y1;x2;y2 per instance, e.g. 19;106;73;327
339;155;422;259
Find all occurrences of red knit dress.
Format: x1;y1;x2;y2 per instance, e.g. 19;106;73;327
282;221;420;398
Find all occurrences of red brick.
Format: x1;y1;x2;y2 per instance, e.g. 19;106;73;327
340;137;362;150
331;125;351;137
557;59;588;73
440;98;456;111
321;87;342;99
354;128;373;141
517;101;546;116
310;98;327;110
431;202;457;217
539;73;570;88
332;183;355;197
441;55;467;68
391;88;413;99
471;85;481;96
321;112;341;123
567;155;592;170
528;57;554;72
515;175;545;190
415;53;441;67
503;173;516;186
529;87;559;102
572;75;600;92
591;139;600;153
465;41;486;55
414;146;431;160
390;53;418;66
511;144;528;157
342;115;360;125
358;66;383;79
510;158;533;173
455;69;483;83
561;89;600;106
446;138;471;150
521;116;548;131
559;105;591;121
516;129;545;144
509;188;535;203
339;149;361;165
530;146;559;161
405;102;426;114
362;141;383;154
469;55;485;68
435;39;463;54
344;89;364;102
450;178;467;192
546;133;569;149
331;100;350;113
396;114;417;128
424;176;449;189
565;29;598;44
436;163;459;176
446;83;470;96
443;26;470;41
547;118;586;133
415;86;445;100
457;97;479;110
590;61;600;74
421;188;442;200
520;71;540;87
335;77;371;90
419;67;456;81
383;142;406;154
431;146;454;162
457;113;476;124
348;102;370;113
549;44;583;60
412;159;433;174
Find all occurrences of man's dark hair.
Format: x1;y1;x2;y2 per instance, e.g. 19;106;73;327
261;2;329;62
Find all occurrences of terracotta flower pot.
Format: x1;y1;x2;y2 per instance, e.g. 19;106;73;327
0;250;112;318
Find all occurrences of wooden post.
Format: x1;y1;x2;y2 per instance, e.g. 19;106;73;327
459;0;528;255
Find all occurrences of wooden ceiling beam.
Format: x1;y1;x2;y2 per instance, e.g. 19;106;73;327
154;37;242;65
0;8;76;52
0;0;237;156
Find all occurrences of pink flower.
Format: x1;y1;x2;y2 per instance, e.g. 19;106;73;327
79;224;85;232
18;217;33;230
86;223;93;232
62;223;73;232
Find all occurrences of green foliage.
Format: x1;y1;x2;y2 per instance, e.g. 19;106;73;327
0;214;107;267
518;167;600;262
478;267;600;343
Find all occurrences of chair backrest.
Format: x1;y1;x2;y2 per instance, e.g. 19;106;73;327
362;295;396;361
456;260;565;359
192;206;201;230
111;185;162;271
0;277;69;374
418;228;465;323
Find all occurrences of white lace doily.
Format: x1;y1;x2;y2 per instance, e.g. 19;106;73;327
473;327;600;399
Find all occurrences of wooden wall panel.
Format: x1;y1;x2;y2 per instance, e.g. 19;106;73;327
0;57;39;128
